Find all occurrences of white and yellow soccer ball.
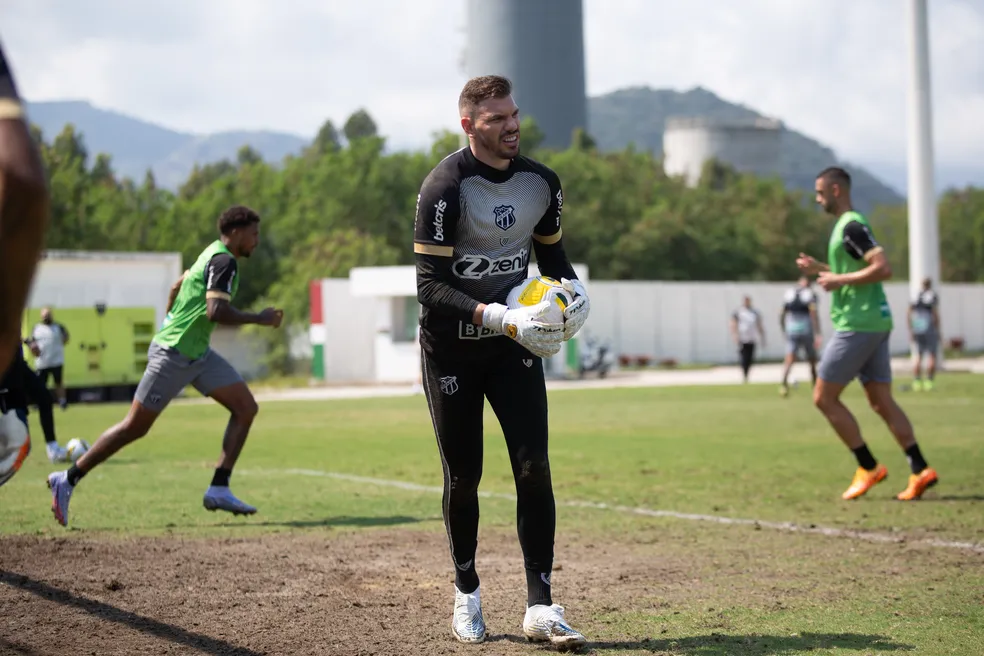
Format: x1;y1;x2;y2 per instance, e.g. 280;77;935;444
66;437;91;463
506;276;571;326
0;409;31;488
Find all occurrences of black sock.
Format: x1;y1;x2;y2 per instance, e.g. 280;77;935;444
852;444;878;471
210;468;231;487
905;444;928;474
67;465;86;486
455;567;479;595
526;569;553;607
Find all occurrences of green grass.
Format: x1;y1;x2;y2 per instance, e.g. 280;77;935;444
2;375;983;654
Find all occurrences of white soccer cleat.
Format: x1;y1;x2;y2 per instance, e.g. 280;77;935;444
451;585;487;644
523;603;587;647
46;442;68;463
47;471;73;527
203;486;257;515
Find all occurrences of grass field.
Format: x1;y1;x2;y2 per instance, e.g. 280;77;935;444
1;375;982;655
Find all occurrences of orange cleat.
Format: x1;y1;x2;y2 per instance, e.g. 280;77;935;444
896;468;938;501
842;464;888;500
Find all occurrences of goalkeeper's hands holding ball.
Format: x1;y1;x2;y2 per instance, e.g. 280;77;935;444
560;278;589;341
483;302;564;359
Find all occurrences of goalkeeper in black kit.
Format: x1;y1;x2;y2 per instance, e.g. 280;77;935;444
414;75;590;647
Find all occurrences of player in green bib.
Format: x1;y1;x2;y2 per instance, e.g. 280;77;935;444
797;167;937;502
47;206;284;527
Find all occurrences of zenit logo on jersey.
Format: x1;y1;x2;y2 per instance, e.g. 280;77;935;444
452;249;529;280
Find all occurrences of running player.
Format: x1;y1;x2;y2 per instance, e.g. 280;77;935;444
908;277;940;391
415;75;589;646
730;296;765;383
797;167;938;501
0;41;50;488
779;276;821;396
47;206;284;526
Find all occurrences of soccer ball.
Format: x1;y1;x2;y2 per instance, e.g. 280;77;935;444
506;276;570;325
0;409;31;488
66;438;91;463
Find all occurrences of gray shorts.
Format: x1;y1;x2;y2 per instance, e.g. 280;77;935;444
786;334;817;361
135;342;243;412
818;331;892;386
915;331;939;356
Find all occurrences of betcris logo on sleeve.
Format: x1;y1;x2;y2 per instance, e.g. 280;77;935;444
433;198;447;242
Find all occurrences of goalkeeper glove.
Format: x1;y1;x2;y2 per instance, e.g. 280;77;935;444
482;301;564;359
560;278;590;340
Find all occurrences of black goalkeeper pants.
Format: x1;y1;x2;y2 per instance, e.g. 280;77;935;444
421;342;555;587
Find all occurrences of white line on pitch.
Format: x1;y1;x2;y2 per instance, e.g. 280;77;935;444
246;468;984;555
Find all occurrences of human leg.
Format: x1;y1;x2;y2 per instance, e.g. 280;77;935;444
193;349;257;515
485;347;585;647
421;349;488;643
815;332;889;500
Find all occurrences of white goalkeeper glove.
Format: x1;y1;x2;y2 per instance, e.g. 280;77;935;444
561;278;590;341
482;301;565;359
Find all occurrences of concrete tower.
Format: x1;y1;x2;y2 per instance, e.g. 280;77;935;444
663;117;783;187
465;0;587;149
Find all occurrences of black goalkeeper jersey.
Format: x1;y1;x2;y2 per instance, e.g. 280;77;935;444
413;146;574;358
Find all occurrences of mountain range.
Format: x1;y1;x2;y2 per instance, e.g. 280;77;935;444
25;88;905;211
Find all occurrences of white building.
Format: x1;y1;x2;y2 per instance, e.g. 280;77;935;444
308;268;984;383
310;264;589;384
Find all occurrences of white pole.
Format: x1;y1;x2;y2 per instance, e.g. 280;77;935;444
905;0;941;361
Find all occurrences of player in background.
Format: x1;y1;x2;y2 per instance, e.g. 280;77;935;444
415;75;589;646
730;296;765;383
0;43;49;374
908;277;940;391
798;167;937;501
47;206;284;526
12;340;67;461
0;41;51;489
778;276;821;397
28;307;70;409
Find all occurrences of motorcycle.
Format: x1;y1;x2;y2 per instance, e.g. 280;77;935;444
578;333;615;379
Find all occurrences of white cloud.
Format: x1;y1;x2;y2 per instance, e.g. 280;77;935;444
0;0;981;187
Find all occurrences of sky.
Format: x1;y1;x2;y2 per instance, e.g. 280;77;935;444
1;0;982;192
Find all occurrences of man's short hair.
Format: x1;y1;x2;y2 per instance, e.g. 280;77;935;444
817;166;851;189
458;75;513;117
217;205;260;235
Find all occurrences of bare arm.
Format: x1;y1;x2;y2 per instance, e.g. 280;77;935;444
205;298;278;327
0;92;49;370
836;250;892;286
165;271;187;314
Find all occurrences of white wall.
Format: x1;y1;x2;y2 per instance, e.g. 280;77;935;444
587;281;984;364
320;279;376;383
27;251;183;328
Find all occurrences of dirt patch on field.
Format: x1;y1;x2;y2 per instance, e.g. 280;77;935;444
0;523;976;656
0;527;692;656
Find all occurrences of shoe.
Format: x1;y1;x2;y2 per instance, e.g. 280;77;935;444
897;467;938;501
779;384;789;398
0;433;31;488
924;379;935;392
841;464;888;500
451;586;487;644
203;486;257;515
523;603;587;647
46;442;68;463
912;379;923;392
47;471;74;527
